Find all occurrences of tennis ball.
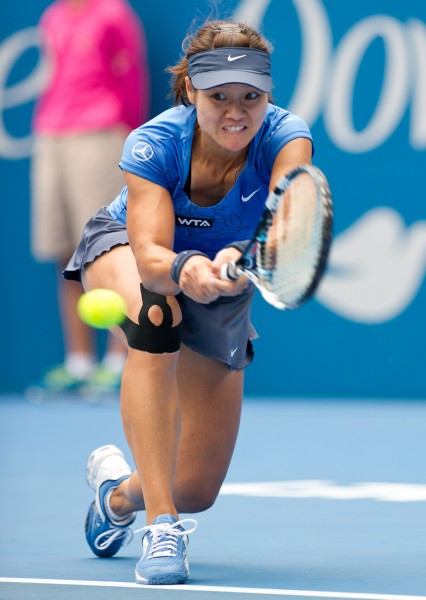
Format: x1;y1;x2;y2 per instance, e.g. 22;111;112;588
77;289;127;329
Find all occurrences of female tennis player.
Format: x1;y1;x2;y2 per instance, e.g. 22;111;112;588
64;19;313;585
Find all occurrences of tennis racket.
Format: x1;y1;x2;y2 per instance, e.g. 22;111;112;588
220;164;333;310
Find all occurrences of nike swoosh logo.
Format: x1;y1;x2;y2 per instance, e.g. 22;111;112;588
241;188;261;202
228;54;246;62
231;347;238;357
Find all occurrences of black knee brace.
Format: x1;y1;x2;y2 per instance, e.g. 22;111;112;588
120;284;181;353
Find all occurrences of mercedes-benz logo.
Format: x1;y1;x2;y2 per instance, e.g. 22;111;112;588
132;142;154;161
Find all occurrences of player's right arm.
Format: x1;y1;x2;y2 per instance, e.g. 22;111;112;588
125;171;235;303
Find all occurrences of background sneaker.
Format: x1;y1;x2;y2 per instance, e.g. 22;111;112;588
80;364;122;399
25;364;86;402
85;445;136;557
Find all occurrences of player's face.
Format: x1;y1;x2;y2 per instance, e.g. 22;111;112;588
186;79;269;153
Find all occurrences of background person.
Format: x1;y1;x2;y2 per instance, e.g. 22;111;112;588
30;0;150;396
64;20;313;584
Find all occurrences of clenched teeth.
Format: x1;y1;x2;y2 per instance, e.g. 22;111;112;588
224;126;245;131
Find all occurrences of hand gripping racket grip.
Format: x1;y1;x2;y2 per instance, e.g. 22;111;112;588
220;261;240;281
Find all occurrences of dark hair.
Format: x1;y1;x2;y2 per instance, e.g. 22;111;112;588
167;20;273;106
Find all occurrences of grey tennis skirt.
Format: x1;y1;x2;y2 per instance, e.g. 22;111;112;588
64;207;258;369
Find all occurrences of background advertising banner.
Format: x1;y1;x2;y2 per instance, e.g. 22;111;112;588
0;0;425;397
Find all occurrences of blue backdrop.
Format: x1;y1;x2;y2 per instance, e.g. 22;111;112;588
1;0;425;397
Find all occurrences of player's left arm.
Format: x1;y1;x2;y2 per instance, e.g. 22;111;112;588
211;137;313;278
269;137;313;190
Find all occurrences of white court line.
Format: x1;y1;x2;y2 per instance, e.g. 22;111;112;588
220;482;426;502
0;578;424;600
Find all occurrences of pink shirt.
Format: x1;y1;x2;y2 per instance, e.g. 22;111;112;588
33;0;150;133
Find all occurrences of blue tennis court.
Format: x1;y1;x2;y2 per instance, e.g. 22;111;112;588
1;394;425;599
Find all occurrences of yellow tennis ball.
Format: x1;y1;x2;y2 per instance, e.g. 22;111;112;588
77;289;127;329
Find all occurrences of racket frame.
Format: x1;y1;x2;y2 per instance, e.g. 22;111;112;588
222;164;333;309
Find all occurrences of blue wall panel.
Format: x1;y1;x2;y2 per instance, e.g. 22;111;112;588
0;0;425;397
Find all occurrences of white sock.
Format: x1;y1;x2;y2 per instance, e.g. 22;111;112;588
102;351;126;375
104;487;134;524
65;353;96;379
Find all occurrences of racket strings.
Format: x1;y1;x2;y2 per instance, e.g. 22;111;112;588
258;171;328;307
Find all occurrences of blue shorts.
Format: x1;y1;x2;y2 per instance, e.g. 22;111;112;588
64;208;258;369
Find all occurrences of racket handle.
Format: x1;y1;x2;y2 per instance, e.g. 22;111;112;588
220;261;240;281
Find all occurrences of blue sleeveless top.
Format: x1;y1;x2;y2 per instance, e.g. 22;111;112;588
108;104;312;258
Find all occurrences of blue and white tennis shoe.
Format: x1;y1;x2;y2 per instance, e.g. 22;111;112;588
135;514;198;585
85;444;136;557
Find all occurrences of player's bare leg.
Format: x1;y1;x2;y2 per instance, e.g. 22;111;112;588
83;245;244;519
109;345;243;517
82;245;182;522
173;344;243;511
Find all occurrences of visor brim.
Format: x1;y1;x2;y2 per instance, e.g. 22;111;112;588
191;71;272;93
